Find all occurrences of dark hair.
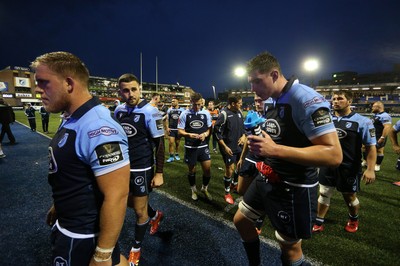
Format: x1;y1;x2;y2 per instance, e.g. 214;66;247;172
335;90;353;101
228;95;242;105
246;51;281;75
30;51;90;86
191;92;202;102
118;73;139;85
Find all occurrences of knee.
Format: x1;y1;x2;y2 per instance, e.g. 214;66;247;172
318;184;335;206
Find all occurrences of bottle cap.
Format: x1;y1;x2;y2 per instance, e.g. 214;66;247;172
244;111;265;129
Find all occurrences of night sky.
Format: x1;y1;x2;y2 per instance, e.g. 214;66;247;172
1;0;399;98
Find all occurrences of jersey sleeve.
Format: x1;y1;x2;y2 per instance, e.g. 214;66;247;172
206;111;212;127
381;113;392;125
361;115;377;146
177;110;188;129
291;85;336;140
147;106;165;138
76;116;129;177
394;120;400;132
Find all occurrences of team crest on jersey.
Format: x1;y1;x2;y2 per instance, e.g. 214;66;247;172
58;133;69;148
265;119;281;138
279;107;285;119
53;256;68;266
190;120;204;129
121;123;137;137
48;147;58;174
345;122;352;128
134;115;140;123
200;114;204;120
277;211;291;224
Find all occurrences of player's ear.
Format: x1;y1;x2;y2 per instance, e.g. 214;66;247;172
66;77;74;93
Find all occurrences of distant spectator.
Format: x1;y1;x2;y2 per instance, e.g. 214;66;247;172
108;99;120;112
0;98;16;144
39;106;50;133
150;93;161;108
25;103;36;131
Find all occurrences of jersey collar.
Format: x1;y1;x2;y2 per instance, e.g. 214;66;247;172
70;97;101;120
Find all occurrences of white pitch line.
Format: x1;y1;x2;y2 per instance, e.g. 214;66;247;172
154;189;326;266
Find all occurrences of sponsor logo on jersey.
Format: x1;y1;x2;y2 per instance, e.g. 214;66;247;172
190;120;204;129
336;128;347;139
88;127;118;138
134;175;145;186
277;211;291;224
303;96;325;108
54;256;68;266
265;119;281;138
311;108;332;127
172;114;180;119
121;123;137;137
95;143;124;166
155;118;164;130
369;127;376;138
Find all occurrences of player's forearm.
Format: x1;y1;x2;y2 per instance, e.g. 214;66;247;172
389;129;398;146
97;192;127;249
365;145;377;171
155;136;165;173
274;142;342;167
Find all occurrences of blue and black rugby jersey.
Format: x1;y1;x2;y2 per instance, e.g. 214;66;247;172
114;99;164;170
48;97;129;234
263;78;336;185
333;112;376;167
167;107;185;130
178;109;211;147
372;112;391;138
214;108;245;153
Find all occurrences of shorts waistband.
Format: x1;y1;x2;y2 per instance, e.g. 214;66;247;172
55;220;98;239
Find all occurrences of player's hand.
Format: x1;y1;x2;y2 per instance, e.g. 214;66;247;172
224;146;233;156
189;133;197;139
46;204;57;226
238;135;246;146
151;173;164;188
89;257;112;266
362;169;375;185
198;133;207;142
393;145;400;155
237;159;243;170
247;130;277;158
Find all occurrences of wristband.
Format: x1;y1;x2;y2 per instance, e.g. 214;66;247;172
380;136;385;139
93;246;114;262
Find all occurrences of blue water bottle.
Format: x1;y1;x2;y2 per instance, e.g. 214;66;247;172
244;110;265;137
